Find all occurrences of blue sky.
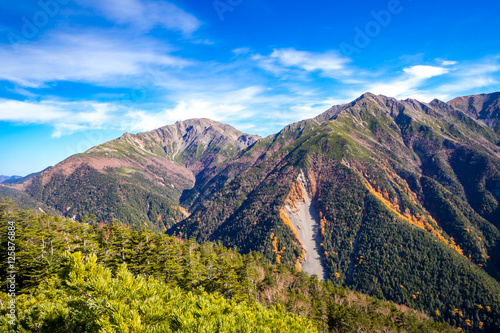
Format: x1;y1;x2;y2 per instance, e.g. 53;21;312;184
1;0;500;176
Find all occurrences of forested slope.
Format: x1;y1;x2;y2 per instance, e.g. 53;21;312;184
0;200;453;332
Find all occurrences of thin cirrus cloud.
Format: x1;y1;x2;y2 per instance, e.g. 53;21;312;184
0;32;191;88
435;59;500;98
367;65;452;102
438;60;459;66
76;0;202;35
253;48;353;78
0;99;116;137
123;86;265;133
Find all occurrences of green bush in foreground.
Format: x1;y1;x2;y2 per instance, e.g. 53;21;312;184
0;252;317;332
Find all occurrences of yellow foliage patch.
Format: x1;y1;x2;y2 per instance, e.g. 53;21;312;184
285;178;305;209
345;161;465;257
270;233;284;264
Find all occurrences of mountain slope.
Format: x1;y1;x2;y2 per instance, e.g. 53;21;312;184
0;175;22;183
3;119;259;230
167;92;500;332
172;93;500;267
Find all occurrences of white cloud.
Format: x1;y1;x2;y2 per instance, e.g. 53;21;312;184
123;86;264;132
430;57;500;98
76;0;201;34
403;65;450;79
255;48;352;78
233;47;252;56
365;57;500;102
440;60;458;66
0;86;268;137
440;77;498;95
270;48;350;72
366;64;452;101
0;32;191;87
0;99;68;122
458;62;500;77
0;99;116;137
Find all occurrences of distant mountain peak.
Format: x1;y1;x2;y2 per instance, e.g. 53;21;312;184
448;91;500;133
0;175;22;184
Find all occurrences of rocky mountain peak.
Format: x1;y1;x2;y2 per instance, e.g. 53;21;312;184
150;118;260;151
448;92;500;132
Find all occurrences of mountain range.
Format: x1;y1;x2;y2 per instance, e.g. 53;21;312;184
2;91;500;331
0;175;22;183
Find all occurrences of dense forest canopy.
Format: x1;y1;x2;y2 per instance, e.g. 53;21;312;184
0;199;454;332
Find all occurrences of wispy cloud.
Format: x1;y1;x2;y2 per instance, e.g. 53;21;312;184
253;48;353;79
0;99;116;137
436;58;500;99
0;99;68;122
270;48;350;72
437;59;458;66
0;85;269;137
123;86;264;132
76;0;202;34
363;57;500;102
0;32;191;87
366;64;453;101
232;47;252;56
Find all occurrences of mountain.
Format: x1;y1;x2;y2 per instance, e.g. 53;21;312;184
2;118;259;230
173;92;500;267
168;92;500;331
3;92;500;332
449;91;500;136
0;175;22;183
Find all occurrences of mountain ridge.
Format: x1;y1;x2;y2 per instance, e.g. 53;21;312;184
449;91;500;135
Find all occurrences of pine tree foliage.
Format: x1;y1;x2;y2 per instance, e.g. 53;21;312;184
0;200;453;332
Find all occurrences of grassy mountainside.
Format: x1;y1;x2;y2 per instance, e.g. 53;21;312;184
0;200;453;332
